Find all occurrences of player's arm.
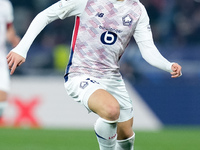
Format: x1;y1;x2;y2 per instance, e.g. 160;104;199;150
6;23;20;48
6;23;22;75
6;7;56;75
7;0;87;75
133;3;182;78
137;40;182;78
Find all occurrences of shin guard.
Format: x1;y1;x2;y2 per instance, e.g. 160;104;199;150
94;117;118;150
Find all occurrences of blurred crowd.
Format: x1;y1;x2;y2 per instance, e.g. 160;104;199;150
140;0;200;45
10;0;200;46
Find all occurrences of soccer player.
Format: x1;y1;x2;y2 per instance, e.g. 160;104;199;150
7;0;182;149
0;0;20;120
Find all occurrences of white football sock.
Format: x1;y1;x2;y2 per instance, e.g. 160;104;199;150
0;101;7;118
94;117;118;150
115;134;135;150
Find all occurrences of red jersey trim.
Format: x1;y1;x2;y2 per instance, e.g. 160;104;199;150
72;16;80;51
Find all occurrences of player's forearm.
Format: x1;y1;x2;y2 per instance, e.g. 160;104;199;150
6;24;20;47
138;40;173;73
11;10;54;58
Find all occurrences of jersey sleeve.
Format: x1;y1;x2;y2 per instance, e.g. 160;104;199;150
133;2;152;43
11;0;87;58
133;3;173;73
55;0;88;19
137;40;173;73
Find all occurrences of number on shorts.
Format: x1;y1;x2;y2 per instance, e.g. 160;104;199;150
86;78;99;84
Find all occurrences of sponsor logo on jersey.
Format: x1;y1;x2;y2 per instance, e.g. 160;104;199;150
122;14;133;26
99;25;122;34
101;31;117;45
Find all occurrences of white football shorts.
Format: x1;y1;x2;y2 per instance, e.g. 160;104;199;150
0;50;10;92
64;75;133;122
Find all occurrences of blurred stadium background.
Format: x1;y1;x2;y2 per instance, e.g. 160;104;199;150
1;0;200;150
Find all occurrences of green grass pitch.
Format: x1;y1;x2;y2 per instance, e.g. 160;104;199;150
0;127;199;150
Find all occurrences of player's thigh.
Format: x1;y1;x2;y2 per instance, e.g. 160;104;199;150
88;89;120;121
117;117;134;140
104;79;134;122
65;76;114;112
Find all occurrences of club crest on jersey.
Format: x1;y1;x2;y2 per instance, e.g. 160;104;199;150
122;14;133;26
80;81;88;89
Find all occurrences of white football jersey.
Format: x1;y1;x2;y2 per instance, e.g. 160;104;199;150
0;0;13;51
65;0;149;80
0;0;13;92
12;0;172;78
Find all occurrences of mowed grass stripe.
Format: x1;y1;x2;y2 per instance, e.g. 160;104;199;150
0;127;199;150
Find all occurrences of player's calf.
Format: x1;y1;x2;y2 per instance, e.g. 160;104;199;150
94;117;118;150
115;134;135;150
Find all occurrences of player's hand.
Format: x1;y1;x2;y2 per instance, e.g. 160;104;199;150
171;63;182;78
6;51;25;75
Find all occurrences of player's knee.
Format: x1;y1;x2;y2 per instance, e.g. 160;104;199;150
104;103;120;121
